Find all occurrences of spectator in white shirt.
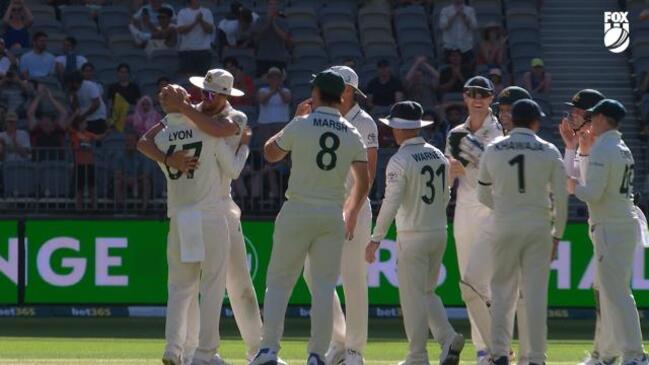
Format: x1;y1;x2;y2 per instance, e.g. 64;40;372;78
0;38;18;77
439;0;477;63
129;0;176;46
176;0;214;76
80;62;104;96
19;32;55;79
66;71;107;134
217;3;257;54
54;36;87;79
0;111;30;161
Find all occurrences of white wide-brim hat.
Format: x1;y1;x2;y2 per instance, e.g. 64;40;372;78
378;101;434;129
189;68;244;97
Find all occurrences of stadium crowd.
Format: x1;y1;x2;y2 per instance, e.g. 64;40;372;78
0;0;555;213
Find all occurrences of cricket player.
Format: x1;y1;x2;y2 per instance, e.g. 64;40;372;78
250;70;370;365
477;99;567;365
148;84;235;365
557;89;618;365
567;99;648;365
138;70;268;365
445;76;503;363
302;65;378;365
365;101;465;365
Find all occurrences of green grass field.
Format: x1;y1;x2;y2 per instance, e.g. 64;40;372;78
0;317;644;365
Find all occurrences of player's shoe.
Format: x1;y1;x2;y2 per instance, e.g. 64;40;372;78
162;351;182;365
477;350;491;365
622;354;649;365
325;343;345;365
344;349;365;365
249;348;280;365
440;333;465;365
578;352;618;365
307;353;326;365
491;356;509;365
190;354;231;365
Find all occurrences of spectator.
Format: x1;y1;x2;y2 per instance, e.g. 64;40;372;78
217;4;258;52
0;38;18;77
488;67;507;95
107;63;141;106
129;0;176;47
69;115;107;210
114;130;151;210
0;67;30;114
223;56;255;108
54;37;88;79
67;71;108;134
124;95;161;137
365;59;404;111
441;103;466;128
404;56;440;111
81;62;104;95
27;85;68;161
177;0;215;76
439;49;473;93
477;22;506;68
522;58;551;95
144;7;177;56
0;112;30;161
2;0;32;50
439;0;477;62
251;0;291;77
19;32;55;79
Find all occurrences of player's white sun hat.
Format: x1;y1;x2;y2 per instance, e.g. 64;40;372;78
379;101;434;129
189;68;244;97
328;65;367;98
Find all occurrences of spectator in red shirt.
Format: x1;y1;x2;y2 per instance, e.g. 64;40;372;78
27;85;68;161
223;56;255;108
69;115;108;210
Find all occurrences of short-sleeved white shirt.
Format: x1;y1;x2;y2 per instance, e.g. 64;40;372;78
177;7;214;51
76;80;107;121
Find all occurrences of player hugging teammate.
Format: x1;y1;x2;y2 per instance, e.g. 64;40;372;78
140;64;648;365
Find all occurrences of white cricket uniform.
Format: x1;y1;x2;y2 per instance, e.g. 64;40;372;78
563;148;618;361
303;103;378;353
261;106;367;357
476;128;567;364
155;113;231;363
445;112;503;352
182;102;263;363
574;130;646;360
371;137;459;364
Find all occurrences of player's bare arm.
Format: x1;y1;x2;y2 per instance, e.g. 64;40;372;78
263;132;288;163
162;85;239;138
346;161;370;241
137;122;198;173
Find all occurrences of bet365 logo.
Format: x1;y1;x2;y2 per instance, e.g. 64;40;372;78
604;11;630;53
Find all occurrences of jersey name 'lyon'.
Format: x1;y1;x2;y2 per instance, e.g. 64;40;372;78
168;129;193;142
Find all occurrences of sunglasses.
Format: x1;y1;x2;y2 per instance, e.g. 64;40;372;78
464;88;493;99
201;89;218;101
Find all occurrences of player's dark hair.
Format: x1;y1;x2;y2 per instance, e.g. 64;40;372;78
512;117;535;129
319;90;342;105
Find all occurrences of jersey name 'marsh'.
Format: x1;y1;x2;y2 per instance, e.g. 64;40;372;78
168;129;193;142
313;118;348;132
494;141;543;151
411;150;443;162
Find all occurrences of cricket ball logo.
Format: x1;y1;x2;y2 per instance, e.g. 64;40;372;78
244;235;259;280
604;11;630;53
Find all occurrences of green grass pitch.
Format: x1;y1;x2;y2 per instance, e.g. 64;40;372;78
0;317;645;364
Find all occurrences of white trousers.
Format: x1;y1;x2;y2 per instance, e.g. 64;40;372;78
398;230;458;365
590;222;645;360
183;201;263;362
261;201;346;357
165;213;230;363
303;202;371;353
490;221;552;364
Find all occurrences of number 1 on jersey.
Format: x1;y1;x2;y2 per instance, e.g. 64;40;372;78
509;154;526;193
